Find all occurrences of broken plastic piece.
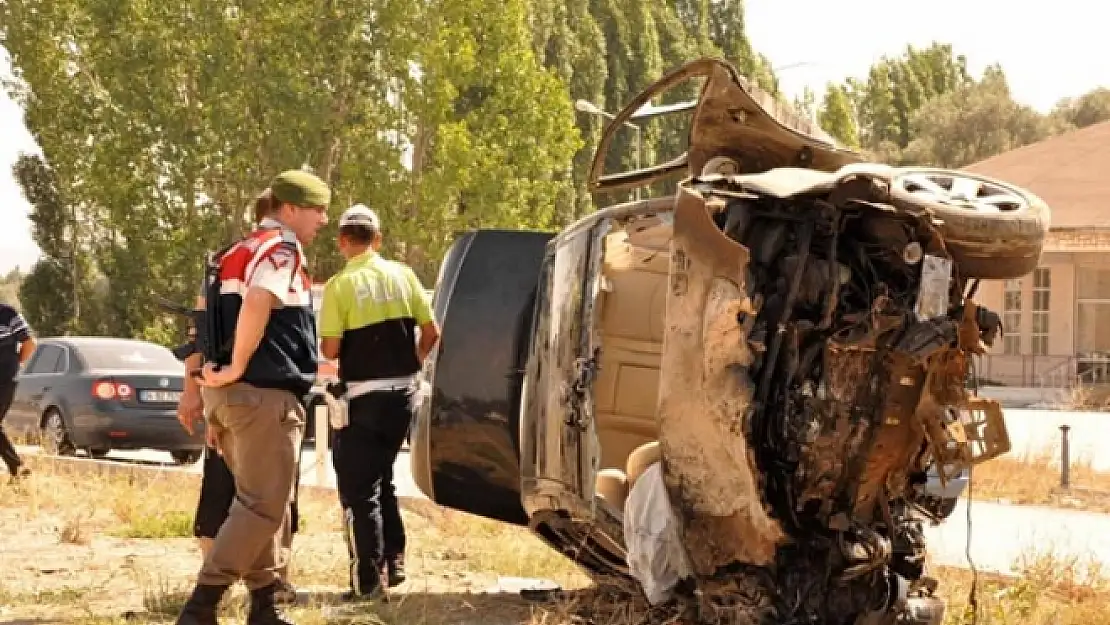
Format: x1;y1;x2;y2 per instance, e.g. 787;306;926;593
914;255;953;321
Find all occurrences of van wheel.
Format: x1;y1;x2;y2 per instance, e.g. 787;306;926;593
889;168;1050;280
88;448;110;459
41;409;76;456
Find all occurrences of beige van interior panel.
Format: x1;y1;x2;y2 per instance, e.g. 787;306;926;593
593;229;670;470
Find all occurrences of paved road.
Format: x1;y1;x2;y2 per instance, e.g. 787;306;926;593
15;443;426;500
923;498;1110;574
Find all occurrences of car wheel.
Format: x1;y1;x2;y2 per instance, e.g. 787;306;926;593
41;409;76;456
88;448;110;459
170;450;202;465
888;168;1050;280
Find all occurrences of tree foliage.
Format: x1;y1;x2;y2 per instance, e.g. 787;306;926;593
1052;88;1110;130
11;155;80;335
3;0;581;340
840;43;972;156
18;0;1100;343
0;269;22;308
818;84;859;149
530;0;780;210
819;42;1101;169
902;66;1070;168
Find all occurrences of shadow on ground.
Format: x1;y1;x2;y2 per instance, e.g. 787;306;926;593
122;587;589;625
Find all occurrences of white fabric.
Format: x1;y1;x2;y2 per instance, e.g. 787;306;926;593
345;375;418;399
622;461;694;605
249;246;299;302
327;375;418;430
340;204;381;230
323;391;349;430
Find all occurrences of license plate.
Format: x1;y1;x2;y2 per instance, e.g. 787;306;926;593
139;390;182;403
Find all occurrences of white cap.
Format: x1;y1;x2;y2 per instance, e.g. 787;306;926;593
339;204;381;230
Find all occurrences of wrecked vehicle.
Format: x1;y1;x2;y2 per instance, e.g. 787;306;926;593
410;58;1047;624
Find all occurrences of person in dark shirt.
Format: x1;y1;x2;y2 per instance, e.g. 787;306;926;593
178;188;302;607
175;170;329;625
0;303;37;480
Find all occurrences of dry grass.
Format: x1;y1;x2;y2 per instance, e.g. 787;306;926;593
1061;383;1110;412
3;453;1110;625
0;454;590;624
936;551;1110;624
965;451;1110;513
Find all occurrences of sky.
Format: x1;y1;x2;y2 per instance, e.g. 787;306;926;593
2;0;1108;275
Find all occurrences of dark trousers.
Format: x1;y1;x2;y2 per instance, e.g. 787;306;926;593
0;381;24;475
194;440;303;539
333;388;413;593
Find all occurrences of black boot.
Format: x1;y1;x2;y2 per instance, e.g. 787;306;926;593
175;584;228;625
386;554;406;588
248;582;295;625
273;578;297;606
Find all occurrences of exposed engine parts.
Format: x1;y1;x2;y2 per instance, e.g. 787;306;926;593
655;168;1016;625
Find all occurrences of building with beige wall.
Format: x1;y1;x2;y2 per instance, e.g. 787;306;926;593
964;121;1110;388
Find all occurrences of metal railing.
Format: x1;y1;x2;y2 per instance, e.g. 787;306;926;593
973;355;1110;388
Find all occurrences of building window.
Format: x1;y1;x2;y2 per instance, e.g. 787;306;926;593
1003;279;1022;355
1076;266;1110;380
1031;268;1050;356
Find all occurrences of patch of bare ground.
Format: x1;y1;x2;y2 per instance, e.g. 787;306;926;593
0;455;589;624
4;455;1110;625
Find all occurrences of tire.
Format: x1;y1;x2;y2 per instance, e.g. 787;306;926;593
888;167;1050;280
40;409;76;456
171;450;202;465
88;448;110;459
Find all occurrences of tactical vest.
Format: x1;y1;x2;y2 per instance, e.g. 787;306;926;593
200;227;318;396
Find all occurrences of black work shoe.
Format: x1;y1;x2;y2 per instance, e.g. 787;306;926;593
247;582;295;625
273;579;297;606
341;586;387;604
386;555;406;587
175;584;228;625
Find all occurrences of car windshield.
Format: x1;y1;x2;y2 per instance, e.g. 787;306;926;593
78;343;182;370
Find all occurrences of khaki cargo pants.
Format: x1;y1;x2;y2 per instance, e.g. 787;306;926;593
198;382;305;590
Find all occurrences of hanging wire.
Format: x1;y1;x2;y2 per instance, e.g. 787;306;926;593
965;359;981;624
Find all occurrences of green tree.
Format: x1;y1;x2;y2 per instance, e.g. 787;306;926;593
1052;87;1110;129
2;0;579;339
902;66;1068;168
11;155;81;334
818;83;860;149
793;86;817;122
0;269;23;308
846;43;971;159
400;0;582;275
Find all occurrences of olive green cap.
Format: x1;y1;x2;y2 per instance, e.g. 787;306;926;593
270;170;331;208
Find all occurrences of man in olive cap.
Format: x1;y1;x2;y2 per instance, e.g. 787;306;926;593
176;169;329;625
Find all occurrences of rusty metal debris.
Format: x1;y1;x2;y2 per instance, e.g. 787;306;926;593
575;56;1046;625
652;164;1028;624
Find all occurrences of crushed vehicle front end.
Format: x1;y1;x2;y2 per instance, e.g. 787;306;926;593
566;58;1046;624
412;56;1049;625
656;167;1017;624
